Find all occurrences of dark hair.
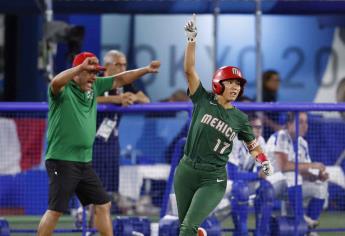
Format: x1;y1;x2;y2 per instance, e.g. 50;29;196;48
248;112;260;122
287;112;295;124
262;70;279;85
286;112;307;124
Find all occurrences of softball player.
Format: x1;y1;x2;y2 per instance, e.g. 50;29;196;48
173;14;273;236
228;114;273;236
266;112;328;232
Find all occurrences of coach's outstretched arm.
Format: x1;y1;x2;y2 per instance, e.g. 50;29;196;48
184;13;200;95
50;57;100;95
109;60;160;89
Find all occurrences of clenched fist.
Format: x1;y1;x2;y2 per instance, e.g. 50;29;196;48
147;60;160;73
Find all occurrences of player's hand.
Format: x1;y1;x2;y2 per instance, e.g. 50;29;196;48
261;161;274;176
147;60;161;73
256;153;273;176
185;14;197;42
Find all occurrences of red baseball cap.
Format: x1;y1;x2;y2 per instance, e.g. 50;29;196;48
72;52;106;71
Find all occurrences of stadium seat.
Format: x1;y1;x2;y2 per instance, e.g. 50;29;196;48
270;216;308;236
0;218;10;236
113;216;151;236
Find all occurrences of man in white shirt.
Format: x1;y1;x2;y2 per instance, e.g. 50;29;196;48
266;112;328;233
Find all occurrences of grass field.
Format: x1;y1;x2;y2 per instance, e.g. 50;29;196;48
3;211;345;235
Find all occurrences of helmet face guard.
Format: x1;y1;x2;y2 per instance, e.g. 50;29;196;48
212;66;247;97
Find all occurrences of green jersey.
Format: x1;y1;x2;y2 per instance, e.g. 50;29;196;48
46;77;114;163
184;83;255;168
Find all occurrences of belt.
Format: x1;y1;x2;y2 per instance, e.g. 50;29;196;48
181;155;224;171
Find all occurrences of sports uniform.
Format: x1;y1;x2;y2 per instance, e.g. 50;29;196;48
174;82;258;235
266;129;328;223
176;14;273;236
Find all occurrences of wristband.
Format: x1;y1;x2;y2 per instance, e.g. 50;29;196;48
256;153;268;164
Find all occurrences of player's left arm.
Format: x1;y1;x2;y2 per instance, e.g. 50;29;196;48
246;140;273;176
239;114;273;176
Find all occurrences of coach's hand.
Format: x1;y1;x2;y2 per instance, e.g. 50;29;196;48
147;60;160;73
185;13;197;42
80;57;97;71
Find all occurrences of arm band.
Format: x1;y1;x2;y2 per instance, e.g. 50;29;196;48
256;153;268;164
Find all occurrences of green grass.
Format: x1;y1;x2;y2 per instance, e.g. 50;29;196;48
4;214;159;236
4;215;79;236
3;211;345;235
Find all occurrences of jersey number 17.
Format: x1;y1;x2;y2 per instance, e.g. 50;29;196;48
213;139;230;154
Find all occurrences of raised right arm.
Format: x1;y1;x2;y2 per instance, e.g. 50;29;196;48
50;57;100;95
50;66;81;95
184;14;200;95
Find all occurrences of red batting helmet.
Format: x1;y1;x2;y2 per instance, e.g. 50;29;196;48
72;52;106;71
212;66;247;97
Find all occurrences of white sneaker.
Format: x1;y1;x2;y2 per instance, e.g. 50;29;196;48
304;215;319;228
304;215;319;236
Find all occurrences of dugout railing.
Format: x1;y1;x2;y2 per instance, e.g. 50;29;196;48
0;102;344;235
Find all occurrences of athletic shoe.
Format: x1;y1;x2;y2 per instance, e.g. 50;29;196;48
304;215;319;236
304;215;319;228
198;227;207;236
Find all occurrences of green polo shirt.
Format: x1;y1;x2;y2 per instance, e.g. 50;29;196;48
45;77;113;162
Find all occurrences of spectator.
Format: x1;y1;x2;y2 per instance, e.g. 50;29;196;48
266;112;329;234
92;50;159;212
261;70;284;139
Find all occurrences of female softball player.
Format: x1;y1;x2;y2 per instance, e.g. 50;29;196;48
173;14;273;236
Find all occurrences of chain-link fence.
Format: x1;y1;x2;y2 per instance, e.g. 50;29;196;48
0;102;344;235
